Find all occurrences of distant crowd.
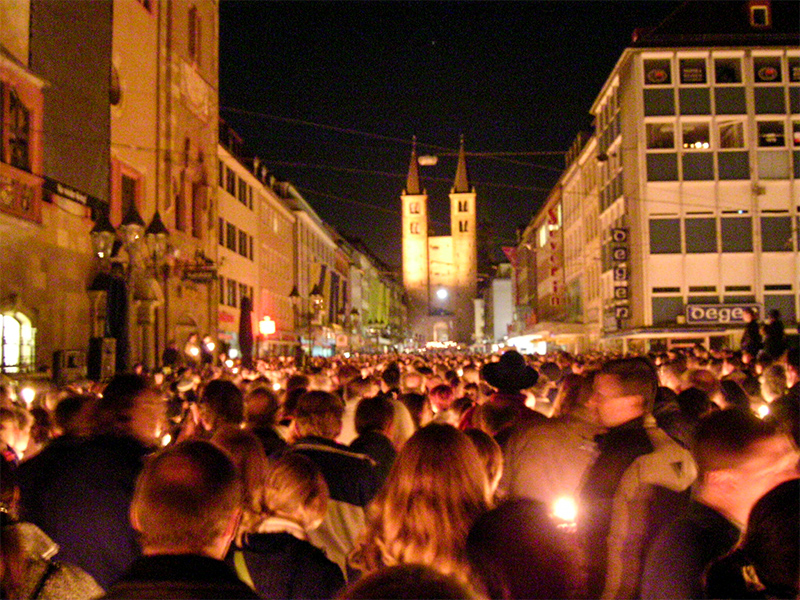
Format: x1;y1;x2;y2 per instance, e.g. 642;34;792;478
1;333;798;599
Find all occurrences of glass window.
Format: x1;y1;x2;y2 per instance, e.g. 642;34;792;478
218;218;224;246
680;58;706;84
226;223;236;251
644;89;675;116
761;216;793;252
790;57;800;82
685;218;717;253
644;59;672;85
650;218;681;253
721;217;753;252
754;56;782;83
718;120;745;148
219;276;225;304
225;167;235;195
7;90;31;171
714;57;742;83
652;296;684;326
793;123;800;147
238;230;247;256
683;153;714;180
718;152;750;180
647;123;675;149
715;87;747;114
764;295;796;324
227;279;237;307
757;121;785;147
682;122;710;149
647;154;678;181
758;151;790;179
679;88;710;115
754;87;786;114
792;88;800;115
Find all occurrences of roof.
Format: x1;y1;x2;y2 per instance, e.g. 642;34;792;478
631;0;799;48
451;134;471;194
405;136;422;195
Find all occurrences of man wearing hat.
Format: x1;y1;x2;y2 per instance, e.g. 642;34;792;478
478;350;545;448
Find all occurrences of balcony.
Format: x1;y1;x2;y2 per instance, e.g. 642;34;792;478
0;162;42;224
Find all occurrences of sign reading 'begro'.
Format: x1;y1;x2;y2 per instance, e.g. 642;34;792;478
685;304;761;325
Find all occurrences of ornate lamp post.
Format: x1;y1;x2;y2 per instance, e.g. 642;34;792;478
145;210;170;367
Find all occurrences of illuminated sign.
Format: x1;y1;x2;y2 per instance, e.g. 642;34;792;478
259;316;276;336
685;304;761;325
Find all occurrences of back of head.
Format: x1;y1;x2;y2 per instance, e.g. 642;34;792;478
742;477;799;595
719;379;751;411
94;373;150;435
467;498;573;599
293;390;345;439
210;425;269;513
599;357;659;410
244;385;280;428
132;440;240;554
677;387;716;420
429;384;455;413
338;564;481;600
382;362;401;391
691;408;775;479
355;394;395;436
366;424;488;573
464;428;503;494
199;379;244;429
263;452;329;530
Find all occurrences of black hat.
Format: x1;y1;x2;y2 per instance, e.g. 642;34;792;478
481;350;539;392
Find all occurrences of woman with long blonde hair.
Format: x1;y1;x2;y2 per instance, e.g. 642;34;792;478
348;423;490;582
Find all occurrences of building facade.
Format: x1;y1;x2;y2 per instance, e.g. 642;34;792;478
401;137;477;346
512;0;799;354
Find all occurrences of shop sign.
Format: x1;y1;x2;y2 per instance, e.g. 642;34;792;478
685;303;761;325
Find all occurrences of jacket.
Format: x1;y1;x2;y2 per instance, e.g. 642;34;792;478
602;422;698;599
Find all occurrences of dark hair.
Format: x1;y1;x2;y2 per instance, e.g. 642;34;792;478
691;408;776;479
95;374;151;433
338;564;480;600
355;395;394;436
467;498;574;599
244;385;280;427
398;392;428;429
719;379;751;411
381;362;401;390
293;391;345;439
677;387;716;420
199;379;244;428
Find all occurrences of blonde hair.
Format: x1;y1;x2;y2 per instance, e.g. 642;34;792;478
263;453;329;530
349;424;489;581
210;425;269;542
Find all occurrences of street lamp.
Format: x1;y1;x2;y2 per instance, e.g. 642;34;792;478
90;208;116;260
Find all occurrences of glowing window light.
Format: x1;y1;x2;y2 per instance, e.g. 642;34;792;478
553;496;578;523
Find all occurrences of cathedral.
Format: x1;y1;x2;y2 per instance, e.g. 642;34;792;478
401;137;477;346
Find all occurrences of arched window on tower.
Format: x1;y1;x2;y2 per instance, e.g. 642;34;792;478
459;221;468;233
410;222;420;234
1;311;35;373
409;202;420;214
458;201;468;212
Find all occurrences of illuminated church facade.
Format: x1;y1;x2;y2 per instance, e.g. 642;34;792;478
401;137;477;345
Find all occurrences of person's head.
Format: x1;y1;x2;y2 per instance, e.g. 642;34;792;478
95;374;165;445
743;307;757;323
352;424;489;579
692;409;799;525
738;477;799;597
345;376;380;404
767;309;781;323
53;393;97;437
400;371;425;394
429;384;455;414
480;351;539;394
262;452;329;531
198;379;244;431
785;347;800;387
293;390;345;440
355;394;395;437
590;357;658;428
760;363;787;403
719;379;751;411
467;498;574;599
551;372;593;418
381;362;402;393
131;440;241;558
676;387;717;421
210;425;269;537
338;564;482;600
464;428;503;498
398;392;432;429
243;385;280;428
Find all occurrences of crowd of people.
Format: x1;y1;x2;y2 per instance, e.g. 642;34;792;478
0;334;797;599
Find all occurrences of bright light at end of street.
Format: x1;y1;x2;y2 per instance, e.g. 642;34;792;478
436;288;448;300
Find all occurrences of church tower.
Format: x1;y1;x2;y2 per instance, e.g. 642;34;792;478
448;135;477;344
401;136;477;346
401;138;429;344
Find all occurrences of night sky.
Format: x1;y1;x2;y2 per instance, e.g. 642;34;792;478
219;1;682;268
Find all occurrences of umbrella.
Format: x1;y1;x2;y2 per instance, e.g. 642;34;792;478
239;295;254;369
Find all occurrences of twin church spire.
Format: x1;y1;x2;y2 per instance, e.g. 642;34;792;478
404;135;470;195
